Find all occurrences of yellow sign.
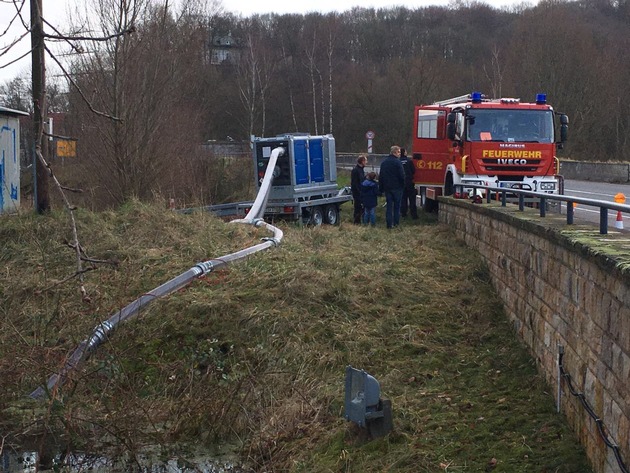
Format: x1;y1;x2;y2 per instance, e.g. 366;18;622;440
57;139;77;158
482;149;542;159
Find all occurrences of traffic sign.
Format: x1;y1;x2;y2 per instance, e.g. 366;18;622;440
365;130;375;140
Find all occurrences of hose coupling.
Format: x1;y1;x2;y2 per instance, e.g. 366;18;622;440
87;321;113;349
261;236;280;247
195;260;215;276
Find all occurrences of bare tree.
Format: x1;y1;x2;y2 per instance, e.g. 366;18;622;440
236;23;276;139
327;29;334;134
304;29;320;135
0;76;32;111
280;40;299;133
67;0;212;206
483;44;504;99
273;14;306;134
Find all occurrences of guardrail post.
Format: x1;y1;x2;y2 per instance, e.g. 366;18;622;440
519;194;524;211
540;198;546;217
567;201;574;224
600;208;608;234
501;190;507;206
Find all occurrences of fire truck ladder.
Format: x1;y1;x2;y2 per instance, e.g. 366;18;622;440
432;93;497;106
433;94;473;106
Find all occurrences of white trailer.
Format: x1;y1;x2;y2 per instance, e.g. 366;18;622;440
187;133;352;225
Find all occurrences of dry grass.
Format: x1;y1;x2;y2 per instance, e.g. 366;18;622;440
0;190;592;472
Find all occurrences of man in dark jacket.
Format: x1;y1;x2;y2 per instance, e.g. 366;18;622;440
351;155;367;224
399;148;418;219
378;145;405;229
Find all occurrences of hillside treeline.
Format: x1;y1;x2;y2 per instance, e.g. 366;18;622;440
3;0;630;207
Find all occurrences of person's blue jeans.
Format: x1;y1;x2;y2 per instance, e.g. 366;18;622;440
363;206;376;226
385;189;403;228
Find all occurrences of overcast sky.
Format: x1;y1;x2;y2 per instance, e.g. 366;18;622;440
1;0;527;85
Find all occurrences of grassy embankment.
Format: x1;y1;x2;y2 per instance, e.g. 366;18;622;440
0;171;592;472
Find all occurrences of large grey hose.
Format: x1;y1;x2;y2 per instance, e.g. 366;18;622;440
238;147;283;221
29;147;285;400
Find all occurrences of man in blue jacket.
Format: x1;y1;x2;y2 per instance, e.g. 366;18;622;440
378;145;405;229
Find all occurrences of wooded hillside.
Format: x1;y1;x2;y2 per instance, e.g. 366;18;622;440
2;0;629;208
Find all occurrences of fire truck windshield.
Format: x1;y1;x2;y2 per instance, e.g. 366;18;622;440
466;109;554;143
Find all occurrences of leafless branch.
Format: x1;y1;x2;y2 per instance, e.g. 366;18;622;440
35;146;91;299
81;256;119;267
0;45;32;69
0;29;30;57
59;185;83;193
11;0;30;31
0;1;28;39
37;267;97;294
44;43;123;122
62;240;118;266
40;17;84;55
43;131;77;141
42;18;136;42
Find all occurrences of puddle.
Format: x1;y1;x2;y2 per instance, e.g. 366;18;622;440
1;448;248;472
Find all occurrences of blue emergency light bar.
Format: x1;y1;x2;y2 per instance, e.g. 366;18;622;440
536;93;547;105
471;91;483;103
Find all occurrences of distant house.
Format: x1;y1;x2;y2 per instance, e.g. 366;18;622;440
0;106;29;214
209;34;240;65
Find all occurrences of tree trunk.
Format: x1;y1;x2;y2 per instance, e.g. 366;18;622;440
31;0;50;213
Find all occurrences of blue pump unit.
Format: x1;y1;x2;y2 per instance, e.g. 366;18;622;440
253;134;338;201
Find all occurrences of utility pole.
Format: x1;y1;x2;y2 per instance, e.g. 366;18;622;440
31;0;50;213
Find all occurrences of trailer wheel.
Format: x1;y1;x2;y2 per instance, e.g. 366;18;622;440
309;206;324;226
324;204;340;225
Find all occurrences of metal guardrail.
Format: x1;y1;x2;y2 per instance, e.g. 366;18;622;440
453;184;630;235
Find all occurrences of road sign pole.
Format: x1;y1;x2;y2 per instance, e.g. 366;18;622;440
365;130;375;154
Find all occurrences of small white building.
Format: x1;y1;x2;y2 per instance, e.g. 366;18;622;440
209;34;240;65
0;106;29;214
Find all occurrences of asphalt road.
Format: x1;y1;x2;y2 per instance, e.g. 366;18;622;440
563;179;630;230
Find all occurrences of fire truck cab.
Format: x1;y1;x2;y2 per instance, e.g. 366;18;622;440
411;92;569;211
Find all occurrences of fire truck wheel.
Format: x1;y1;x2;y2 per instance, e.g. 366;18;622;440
444;173;454;196
424;200;437;213
324;204;340;225
309;206;324;226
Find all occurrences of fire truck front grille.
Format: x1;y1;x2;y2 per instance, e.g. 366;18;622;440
481;159;542;173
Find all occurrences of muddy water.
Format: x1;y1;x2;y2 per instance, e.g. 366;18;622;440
1;448;248;472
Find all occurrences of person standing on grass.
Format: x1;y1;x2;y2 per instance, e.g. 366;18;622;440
378;145;405;229
400;148;418;219
360;172;379;226
351;155;367;224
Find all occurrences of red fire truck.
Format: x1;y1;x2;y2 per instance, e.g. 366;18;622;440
411;92;569;211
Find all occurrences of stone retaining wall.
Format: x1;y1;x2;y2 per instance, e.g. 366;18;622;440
439;199;630;473
560;162;630;183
